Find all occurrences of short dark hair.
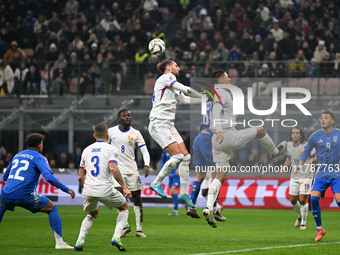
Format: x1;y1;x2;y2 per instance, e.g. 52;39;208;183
118;109;129;118
211;69;226;83
94;123;108;139
26;133;44;148
322;110;335;122
288;126;307;144
157;60;173;73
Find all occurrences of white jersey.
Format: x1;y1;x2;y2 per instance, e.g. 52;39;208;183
149;73;179;121
108;125;146;175
210;87;237;133
80;141;119;197
286;141;315;179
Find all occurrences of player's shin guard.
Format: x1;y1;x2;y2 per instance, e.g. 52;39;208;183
153;154;183;185
292;200;301;217
48;205;63;243
114;210;129;239
259;133;279;156
190;181;201;205
207;179;222;211
78;214;95;242
172;194;179;210
311;196;322;229
134;206;143;232
179;154;191;195
0;206;5;223
300;203;308;225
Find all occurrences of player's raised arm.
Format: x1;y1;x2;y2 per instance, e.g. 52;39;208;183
298;136;315;169
109;161;132;198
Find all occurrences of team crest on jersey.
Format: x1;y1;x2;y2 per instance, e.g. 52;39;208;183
128;135;134;142
168;136;171;140
334;136;338;142
299;150;303;156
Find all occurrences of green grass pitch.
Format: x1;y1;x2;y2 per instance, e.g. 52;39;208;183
0;206;339;254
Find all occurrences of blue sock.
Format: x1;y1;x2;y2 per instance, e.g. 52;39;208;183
172;194;179;211
48;205;63;237
337;201;340;208
213;191;221;207
311;196;322;228
190;181;201;205
0;206;5;223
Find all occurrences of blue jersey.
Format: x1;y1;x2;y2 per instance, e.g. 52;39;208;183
301;128;340;178
201;101;213;134
2;149;69;198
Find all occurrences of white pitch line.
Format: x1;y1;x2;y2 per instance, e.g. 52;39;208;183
190;242;340;255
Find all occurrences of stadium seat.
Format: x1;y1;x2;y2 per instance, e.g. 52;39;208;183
144;78;156;94
23;48;34;58
324;78;340;95
287;78;298;87
311;78;326;96
69;77;84;94
297;78;312;90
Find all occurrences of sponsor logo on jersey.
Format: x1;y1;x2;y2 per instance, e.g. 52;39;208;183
318;139;323;143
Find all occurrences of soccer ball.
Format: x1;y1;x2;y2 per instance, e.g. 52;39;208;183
148;38;166;55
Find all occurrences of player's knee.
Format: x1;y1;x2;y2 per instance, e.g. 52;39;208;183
183;154;191;162
290;196;298;204
256;127;266;138
89;208;99;219
118;201;129;211
173;153;184;162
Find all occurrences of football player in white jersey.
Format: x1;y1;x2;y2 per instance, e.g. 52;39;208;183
203;70;285;228
148;60;203;208
74;123;132;252
281;127;316;230
108;109;150;238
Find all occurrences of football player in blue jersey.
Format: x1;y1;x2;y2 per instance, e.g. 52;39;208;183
298;111;340;241
0;133;75;249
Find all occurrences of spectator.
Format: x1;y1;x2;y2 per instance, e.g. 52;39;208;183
270;20;283;42
212;9;227;32
182;10;198;32
40;63;53;95
52;62;68;96
23;64;41;95
141;11;156;34
256;2;270;22
197;32;209;51
53;52;67;69
333;53;340;77
306;58;318;78
319;52;333;77
198;9;211;31
57;151;70;168
301;41;313;60
143;0;158;12
48;43;59;61
213;42;228;61
313;40;328;62
22;10;36;29
3;41;27;69
0;60;15;96
64;0;79;16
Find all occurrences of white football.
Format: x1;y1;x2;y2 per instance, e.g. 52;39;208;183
148;38;166;55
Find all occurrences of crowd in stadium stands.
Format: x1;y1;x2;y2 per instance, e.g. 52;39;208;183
0;0;339;96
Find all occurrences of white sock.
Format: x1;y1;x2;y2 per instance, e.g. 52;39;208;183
54;231;64;245
292;201;301;217
207;179;222;211
154;154;183;185
134;206;143;232
179;154;191;195
77;215;95;242
259;133;279;156
300;202;308;225
113;210;129;239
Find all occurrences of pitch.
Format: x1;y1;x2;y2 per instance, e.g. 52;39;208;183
0;206;339;254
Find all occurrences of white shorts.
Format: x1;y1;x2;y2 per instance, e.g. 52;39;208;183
148;119;183;149
289;178;313;196
212;127;257;163
201;170;212;190
112;171;143;192
83;187;126;212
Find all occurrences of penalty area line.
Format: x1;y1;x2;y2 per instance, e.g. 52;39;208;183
190;242;340;255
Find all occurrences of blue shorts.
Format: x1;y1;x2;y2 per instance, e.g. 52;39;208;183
0;191;50;213
312;178;340;197
193;133;215;168
169;174;180;188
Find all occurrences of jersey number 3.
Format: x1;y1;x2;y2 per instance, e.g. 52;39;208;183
8;159;29;181
91;156;100;177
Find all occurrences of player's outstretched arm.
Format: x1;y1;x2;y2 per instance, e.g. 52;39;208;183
109;161;132;198
172;82;202;98
68;189;75;199
281;156;291;174
78;168;86;188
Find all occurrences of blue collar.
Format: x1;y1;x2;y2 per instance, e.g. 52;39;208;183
119;125;130;132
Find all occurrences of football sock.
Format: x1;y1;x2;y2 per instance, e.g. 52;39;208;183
78;214;95;242
179;154;191;195
292;200;301;217
300;203;308;225
311;196;322;228
259;133;279;156
337;201;340;208
48;205;63;242
134;206;143;232
114;210;129;239
190;181;201;205
0;206;5;223
207;179;222;211
154;154;183;185
172;194;179;210
213;191;221;208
